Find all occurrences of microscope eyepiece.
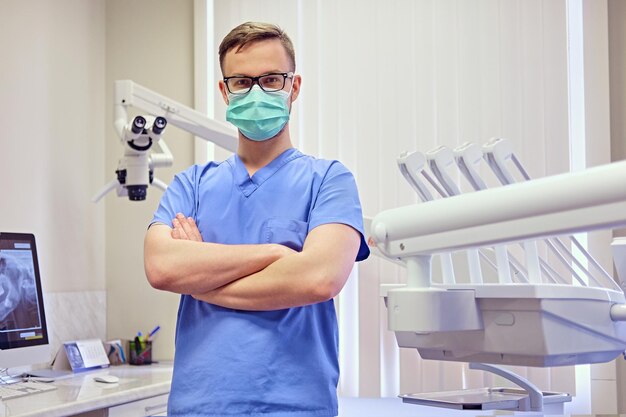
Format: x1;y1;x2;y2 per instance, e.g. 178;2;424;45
131;116;147;134
153;117;167;135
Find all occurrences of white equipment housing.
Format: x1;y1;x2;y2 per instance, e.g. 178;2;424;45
381;283;626;367
370;139;626;411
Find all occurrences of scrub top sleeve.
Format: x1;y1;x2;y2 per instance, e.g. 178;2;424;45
150;167;197;228
309;162;370;262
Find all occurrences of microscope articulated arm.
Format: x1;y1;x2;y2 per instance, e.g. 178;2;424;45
113;80;237;153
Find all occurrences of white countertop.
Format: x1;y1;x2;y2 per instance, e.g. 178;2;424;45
0;363;173;417
0;363;575;417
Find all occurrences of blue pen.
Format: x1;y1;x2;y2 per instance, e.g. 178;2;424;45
147;325;161;341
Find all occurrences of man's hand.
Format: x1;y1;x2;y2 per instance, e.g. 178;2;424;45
172;213;203;242
170;213;296;259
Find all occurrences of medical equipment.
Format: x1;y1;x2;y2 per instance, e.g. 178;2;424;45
0;233;51;379
370;138;626;412
93;80;238;202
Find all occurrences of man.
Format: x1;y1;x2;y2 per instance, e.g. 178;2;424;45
144;22;369;417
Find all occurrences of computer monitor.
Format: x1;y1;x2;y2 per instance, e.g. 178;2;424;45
0;232;50;370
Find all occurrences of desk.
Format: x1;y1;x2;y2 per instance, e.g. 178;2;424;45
0;363;172;417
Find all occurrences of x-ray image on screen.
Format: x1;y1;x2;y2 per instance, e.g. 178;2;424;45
0;232;49;369
0;249;41;332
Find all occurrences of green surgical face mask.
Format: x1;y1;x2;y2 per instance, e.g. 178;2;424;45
226;85;292;141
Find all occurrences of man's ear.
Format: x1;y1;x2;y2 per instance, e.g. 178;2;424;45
290;75;302;103
218;80;229;105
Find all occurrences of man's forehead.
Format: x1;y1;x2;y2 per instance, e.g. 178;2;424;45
223;39;291;75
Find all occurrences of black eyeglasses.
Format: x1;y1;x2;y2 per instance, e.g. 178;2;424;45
223;72;294;95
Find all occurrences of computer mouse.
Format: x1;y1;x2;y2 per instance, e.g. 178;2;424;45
94;375;119;384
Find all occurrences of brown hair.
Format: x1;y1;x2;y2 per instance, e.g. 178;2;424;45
218;22;296;74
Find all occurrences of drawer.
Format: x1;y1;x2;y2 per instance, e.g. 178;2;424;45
107;393;168;417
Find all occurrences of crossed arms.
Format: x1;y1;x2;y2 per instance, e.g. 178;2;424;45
143;214;361;311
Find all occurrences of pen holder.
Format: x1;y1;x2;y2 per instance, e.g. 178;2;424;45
129;340;152;365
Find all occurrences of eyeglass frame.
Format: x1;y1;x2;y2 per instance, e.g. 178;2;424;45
223;72;295;95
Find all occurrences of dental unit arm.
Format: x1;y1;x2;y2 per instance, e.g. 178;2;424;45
372;160;626;260
93;80;238;202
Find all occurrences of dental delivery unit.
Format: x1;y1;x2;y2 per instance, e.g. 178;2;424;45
370;138;626;412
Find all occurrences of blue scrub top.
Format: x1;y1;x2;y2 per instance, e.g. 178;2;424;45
151;148;369;417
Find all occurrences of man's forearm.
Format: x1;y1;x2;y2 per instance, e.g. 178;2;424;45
192;252;335;310
192;224;360;311
144;224;293;294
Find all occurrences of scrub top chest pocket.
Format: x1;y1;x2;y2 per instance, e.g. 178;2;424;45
263;218;308;251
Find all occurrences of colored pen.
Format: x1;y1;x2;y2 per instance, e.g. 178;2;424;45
137;332;145;350
147;325;161;341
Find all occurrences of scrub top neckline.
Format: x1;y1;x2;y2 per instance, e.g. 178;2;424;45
231;148;303;197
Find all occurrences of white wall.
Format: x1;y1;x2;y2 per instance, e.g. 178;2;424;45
104;0;196;360
0;0;196;366
0;0;107;362
608;0;626;166
0;0;106;292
